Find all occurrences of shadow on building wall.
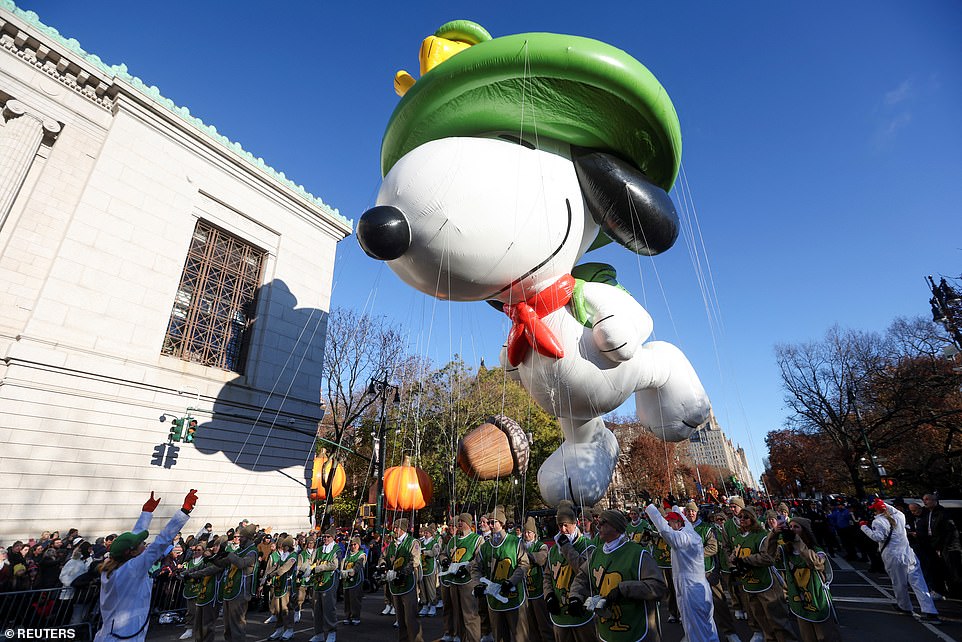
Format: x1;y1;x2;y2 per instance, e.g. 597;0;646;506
152;279;326;493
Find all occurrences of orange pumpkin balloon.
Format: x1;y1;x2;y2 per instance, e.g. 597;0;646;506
310;449;346;501
384;455;433;510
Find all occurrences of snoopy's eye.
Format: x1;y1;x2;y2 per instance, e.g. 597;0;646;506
497;134;535;150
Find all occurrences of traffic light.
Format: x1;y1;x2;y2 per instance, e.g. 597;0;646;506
169;417;184;442
880;477;896;488
184;417;198;443
151;443;166;466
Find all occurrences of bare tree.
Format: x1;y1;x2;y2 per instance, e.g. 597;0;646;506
316;307;405;524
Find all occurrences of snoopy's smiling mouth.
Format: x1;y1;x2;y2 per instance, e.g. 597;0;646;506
482;198;573;303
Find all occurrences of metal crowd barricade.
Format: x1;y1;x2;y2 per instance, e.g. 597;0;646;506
0;576;189;640
0;584;101;640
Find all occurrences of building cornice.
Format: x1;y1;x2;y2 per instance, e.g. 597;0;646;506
0;0;352;235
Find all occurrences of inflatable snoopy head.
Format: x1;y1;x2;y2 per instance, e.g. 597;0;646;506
357;21;710;506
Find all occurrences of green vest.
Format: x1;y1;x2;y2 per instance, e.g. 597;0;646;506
589;540;651;642
296;549;315;586
651;533;672;569
218;544;259;602
267;551;296;597
713;523;731;573
182;556;205;599
781;546;832;622
387;535;418;595
421;537;438;576
546;534;594;627
625;521;652;547
479;533;525;611
445;532;482;586
312;546;339;593
731;530;774;593
693;521;716;573
524;540;546;599
343;549;366;590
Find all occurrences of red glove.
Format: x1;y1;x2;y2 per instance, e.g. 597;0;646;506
858;520;868;527
182;489;199;513
142;491;161;512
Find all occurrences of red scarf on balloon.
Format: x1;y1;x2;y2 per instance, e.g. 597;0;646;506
502;274;575;366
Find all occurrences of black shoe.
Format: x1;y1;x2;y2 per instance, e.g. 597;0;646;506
891;605;912;615
920;613;943;625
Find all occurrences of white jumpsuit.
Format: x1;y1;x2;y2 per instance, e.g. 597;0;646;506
860;503;938;616
646;504;719;642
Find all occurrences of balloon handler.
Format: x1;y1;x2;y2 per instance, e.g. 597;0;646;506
94;489;198;642
357;19;711;508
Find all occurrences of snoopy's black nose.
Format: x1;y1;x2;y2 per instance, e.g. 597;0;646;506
356;205;411;261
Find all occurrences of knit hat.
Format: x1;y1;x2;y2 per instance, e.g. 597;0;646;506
237;524;257;539
763;510;778;523
457;513;474;527
523;516;538;536
790;517;815;542
109;530;149;557
382;21;682;194
556;501;577;525
684;502;698;512
394;518;410;531
490;506;507;525
599;509;627;533
776;502;790;513
277;536;295;551
350;536;361;546
665;512;683;522
730;497;745;509
740;506;757;521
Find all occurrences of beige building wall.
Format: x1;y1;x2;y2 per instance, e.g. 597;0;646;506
0;4;351;539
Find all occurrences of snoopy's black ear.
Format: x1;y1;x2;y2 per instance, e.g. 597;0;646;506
573;149;679;255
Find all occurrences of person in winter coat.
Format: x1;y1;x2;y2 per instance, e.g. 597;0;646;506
860;498;941;624
646;504;719;642
765;517;840;642
93;489;197;642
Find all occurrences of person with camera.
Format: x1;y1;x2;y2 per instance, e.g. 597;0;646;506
729;507;796;642
183;535;227;642
470;507;530;642
385;518;424;642
309;527;342;642
94;489;197;642
646;503;720;642
765;517;840;642
543;501;596;642
569;508;667;642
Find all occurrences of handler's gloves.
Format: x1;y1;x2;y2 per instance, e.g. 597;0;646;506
143;491;161;513
182;489;199;513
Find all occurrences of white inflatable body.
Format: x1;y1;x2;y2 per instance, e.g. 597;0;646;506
373;135;710;506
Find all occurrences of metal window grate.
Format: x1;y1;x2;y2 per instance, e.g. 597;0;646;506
162;220;265;373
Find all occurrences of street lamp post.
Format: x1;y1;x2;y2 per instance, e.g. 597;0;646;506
369;374;399;534
928;275;962;351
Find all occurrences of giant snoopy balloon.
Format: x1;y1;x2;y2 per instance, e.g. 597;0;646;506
357;21;711;507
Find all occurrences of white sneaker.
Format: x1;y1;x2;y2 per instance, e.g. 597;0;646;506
326;633;336;642
281;629;294;641
388;605;396;615
734;610;747;620
931;591;944;601
393;620;399;628
350;619;360;626
418;605;429;616
265;615;277;624
481;636;494;642
308;635;324;642
427;605;436;617
179;630;193;640
294;610;301;623
726;635;742;642
441;636;453;642
381;604;392;615
749;633;764;642
267;628;284;641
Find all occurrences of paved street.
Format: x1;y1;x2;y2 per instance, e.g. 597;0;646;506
145;556;961;642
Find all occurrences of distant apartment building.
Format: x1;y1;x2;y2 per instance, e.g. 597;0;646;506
676;413;756;490
0;3;351;538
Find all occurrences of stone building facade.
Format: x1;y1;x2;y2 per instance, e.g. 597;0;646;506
0;2;352;538
675;413;756;490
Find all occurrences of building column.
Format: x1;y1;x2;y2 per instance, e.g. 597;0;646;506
0;98;61;229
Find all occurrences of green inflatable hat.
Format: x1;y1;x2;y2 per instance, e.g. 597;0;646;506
381;21;682;193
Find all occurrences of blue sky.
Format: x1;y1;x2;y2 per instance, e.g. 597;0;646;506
17;1;962;485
